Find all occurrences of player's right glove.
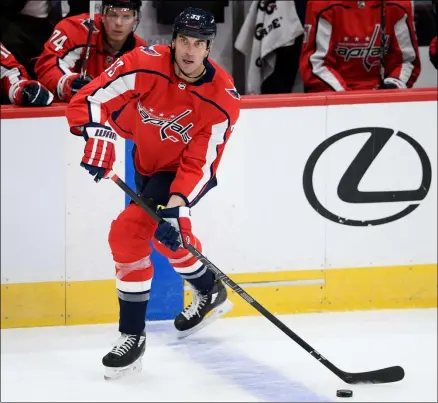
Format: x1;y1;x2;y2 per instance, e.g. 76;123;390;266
154;206;195;252
80;124;117;183
58;73;93;102
11;80;54;106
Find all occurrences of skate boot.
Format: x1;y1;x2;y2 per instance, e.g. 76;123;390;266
102;331;146;380
175;279;233;339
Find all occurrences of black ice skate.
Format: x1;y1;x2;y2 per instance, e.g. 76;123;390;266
175;279;233;339
102;331;146;380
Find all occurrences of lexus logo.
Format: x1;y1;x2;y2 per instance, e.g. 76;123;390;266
303;127;432;226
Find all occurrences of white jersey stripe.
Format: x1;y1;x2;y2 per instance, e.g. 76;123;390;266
187;120;228;204
88;73;136;123
393;14;416;85
58;47;84;74
310;17;346;92
1;66;24;103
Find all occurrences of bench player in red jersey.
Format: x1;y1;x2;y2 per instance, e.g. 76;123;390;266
35;0;146;102
66;7;240;380
1;43;53;106
300;0;421;92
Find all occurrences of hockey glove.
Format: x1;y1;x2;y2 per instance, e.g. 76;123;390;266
12;80;54;106
59;73;93;102
381;77;407;89
80;124;117;183
154;206;194;252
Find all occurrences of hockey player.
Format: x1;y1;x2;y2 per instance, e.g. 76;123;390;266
35;0;146;102
299;0;421;92
1;43;53;106
66;7;239;379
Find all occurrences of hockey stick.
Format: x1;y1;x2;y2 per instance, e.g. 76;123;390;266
80;0;96;79
108;171;405;385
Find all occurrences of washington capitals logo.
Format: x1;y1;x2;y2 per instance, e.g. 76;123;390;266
335;25;387;72
140;45;161;57
137;102;193;144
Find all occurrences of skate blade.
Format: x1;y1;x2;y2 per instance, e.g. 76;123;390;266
104;358;143;380
176;299;234;339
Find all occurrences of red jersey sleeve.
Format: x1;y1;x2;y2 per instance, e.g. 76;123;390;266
299;0;348;92
66;46;158;135
169;82;241;207
35;14;95;99
384;1;421;88
1;43;30;102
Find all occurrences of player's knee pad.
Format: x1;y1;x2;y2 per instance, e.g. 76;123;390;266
152;237;203;275
109;203;157;263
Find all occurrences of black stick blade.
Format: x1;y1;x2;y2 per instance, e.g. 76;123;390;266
341;366;405;384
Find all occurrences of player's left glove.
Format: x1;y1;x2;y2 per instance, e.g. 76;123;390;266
154;206;194;252
381;77;407;89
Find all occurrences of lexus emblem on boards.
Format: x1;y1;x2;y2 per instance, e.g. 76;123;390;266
302;127;432;226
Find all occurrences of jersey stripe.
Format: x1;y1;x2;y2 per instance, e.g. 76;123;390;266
57;47;85;74
1;66;22;84
393;14;416;85
1;66;25;103
87;73;137;123
310;17;346;91
187;119;228;204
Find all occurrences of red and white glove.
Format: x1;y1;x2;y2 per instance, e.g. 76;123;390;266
80;124;117;183
58;73;92;102
11;80;54;106
154;206;195;252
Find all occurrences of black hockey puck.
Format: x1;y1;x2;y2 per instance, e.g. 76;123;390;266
336;389;353;398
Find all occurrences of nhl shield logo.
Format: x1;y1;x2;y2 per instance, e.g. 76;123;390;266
140;45;161;57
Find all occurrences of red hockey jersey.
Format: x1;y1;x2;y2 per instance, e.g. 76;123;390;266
300;0;421;92
35;13;146;100
66;45;241;207
1;43;30;102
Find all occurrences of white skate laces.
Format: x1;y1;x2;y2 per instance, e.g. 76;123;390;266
182;291;208;319
110;334;137;356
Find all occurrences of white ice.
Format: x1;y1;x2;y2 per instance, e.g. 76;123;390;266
1;308;436;402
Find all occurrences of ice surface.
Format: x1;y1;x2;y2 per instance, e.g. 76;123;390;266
1;308;436;402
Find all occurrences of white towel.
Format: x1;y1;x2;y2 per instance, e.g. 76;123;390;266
235;1;304;94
